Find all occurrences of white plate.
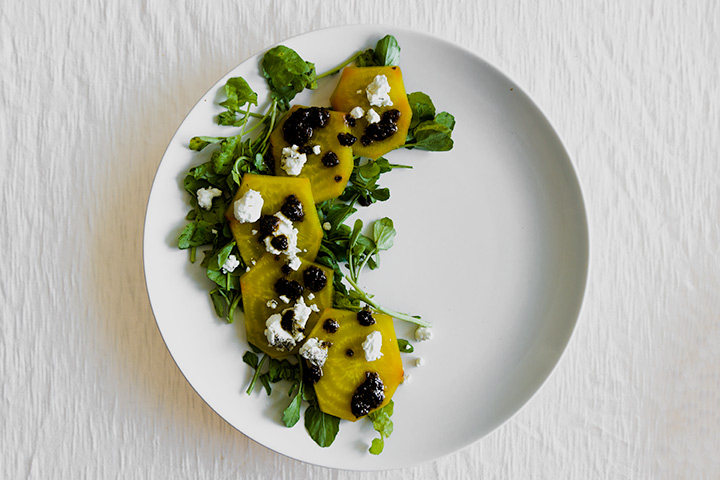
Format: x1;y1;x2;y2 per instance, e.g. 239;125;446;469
143;25;589;470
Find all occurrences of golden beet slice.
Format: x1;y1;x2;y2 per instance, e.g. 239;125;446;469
303;308;404;421
268;105;354;203
329;66;412;160
224;173;322;267
240;253;334;358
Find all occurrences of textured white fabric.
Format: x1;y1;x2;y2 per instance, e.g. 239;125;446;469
2;1;719;478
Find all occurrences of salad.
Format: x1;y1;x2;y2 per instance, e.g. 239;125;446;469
177;35;455;454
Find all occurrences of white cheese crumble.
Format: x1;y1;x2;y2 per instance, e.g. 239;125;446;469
279;295;290;304
265;297;315;351
365;108;381;124
221;254;240;274
287;256;302;271
322;222;331;231
266;299;278;309
280;144;307;176
414;326;433;342
233;189;263;223
415;357;425;367
402;373;412;384
283;297;313;336
312;144;322;155
362;331;384;362
307;293;315;300
299;337;330;368
263;212;300;258
196;187;222;210
366;74;393;107
349;106;365;119
264;313;295;351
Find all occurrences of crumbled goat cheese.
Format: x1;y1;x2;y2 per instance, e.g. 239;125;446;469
414;326;433;342
350;106;365;119
402;373;412;384
263;212;300;257
366;75;393;107
287;256;301;271
299;337;330;368
322;222;331;231
362;331;384;362
307;293;315;300
221;254;240;273
365;108;381;124
312;144;322;155
233;189;263;223
310;303;320;313
265;297;315;351
279;295;290;304
415;357;425;367
266;299;278;309
280;145;307;176
196;187;222;210
282;297;313;337
265;313;295;351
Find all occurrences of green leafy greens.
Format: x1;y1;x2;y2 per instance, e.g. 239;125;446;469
177;33;454;453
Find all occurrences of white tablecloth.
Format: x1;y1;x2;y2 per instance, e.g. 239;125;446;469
3;1;718;478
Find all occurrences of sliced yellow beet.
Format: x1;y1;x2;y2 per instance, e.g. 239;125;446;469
304;308;404;421
240;253;334;359
329;66;412;160
268;105;354;203
224;173;322;267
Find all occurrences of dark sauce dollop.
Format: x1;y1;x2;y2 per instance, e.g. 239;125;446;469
303;266;327;292
360;109;401;146
274;278;304;300
357;309;375;326
351;371;385;418
337;132;357;146
322;318;339;333
321;151;339;168
280;194;304;222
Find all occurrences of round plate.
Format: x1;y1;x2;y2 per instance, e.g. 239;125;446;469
143;25;589;470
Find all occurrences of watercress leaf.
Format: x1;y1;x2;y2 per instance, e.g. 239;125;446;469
369;437;384;455
242;351;259;369
212;136;240;174
178;221;215;249
349;219;363;249
262;46;317;110
355;48;377;67
371;187;390;201
434;111;456;131
357;161;381;181
374;35;401;66
373;217;396;251
397;338;414;353
282;389;302;427
407;91;436;130
219;77;258;112
209;289;228;317
304;405;340;448
189;136;224;151
410;120;454;152
260;375;272;395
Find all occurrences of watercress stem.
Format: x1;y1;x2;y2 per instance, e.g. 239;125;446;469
317;50;363;80
344;276;432;327
246;353;268;395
